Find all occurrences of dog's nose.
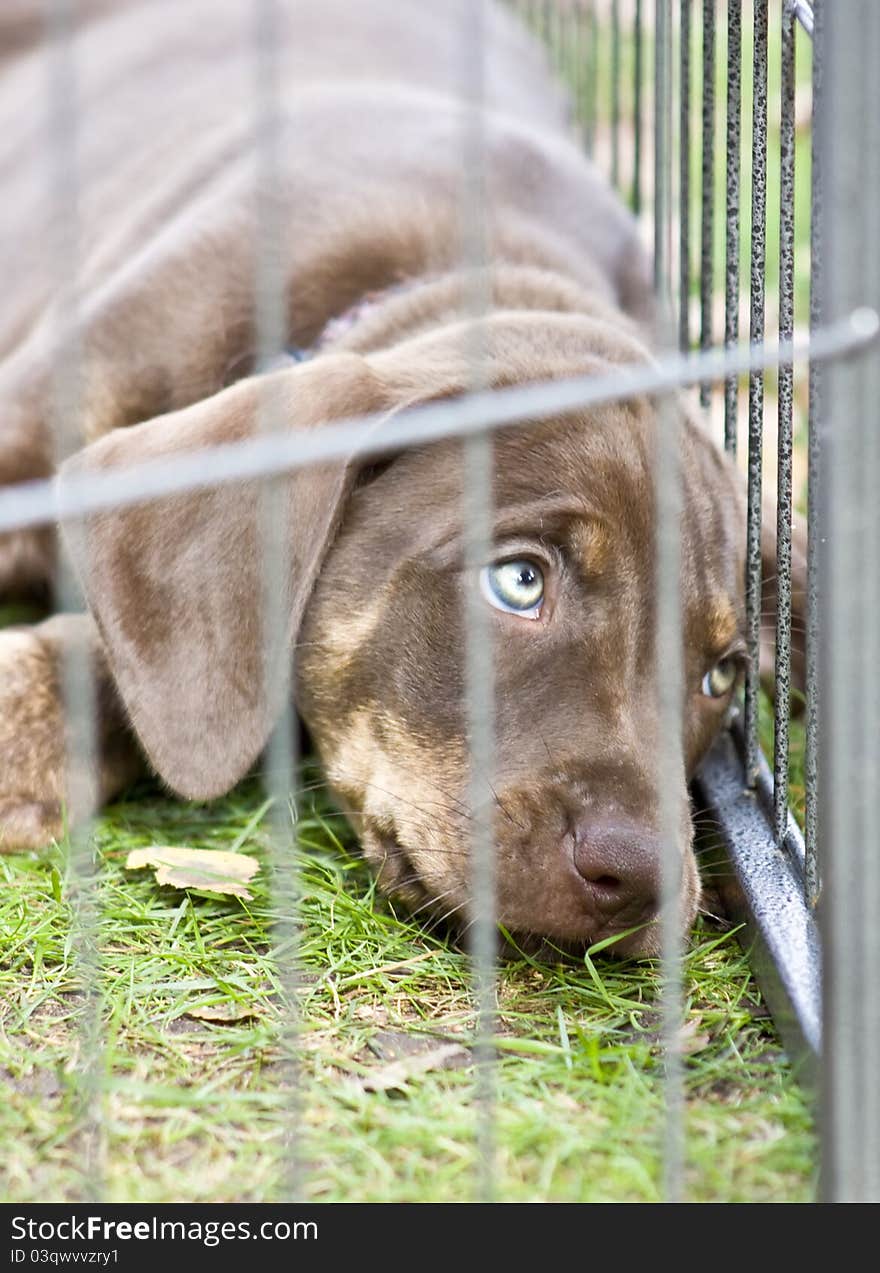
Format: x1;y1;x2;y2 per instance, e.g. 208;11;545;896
571;818;662;927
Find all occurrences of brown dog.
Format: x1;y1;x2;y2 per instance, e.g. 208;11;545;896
0;0;797;956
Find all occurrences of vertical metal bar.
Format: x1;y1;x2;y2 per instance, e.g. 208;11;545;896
568;1;580;134
865;16;880;1202
657;389;685;1204
803;0;822;907
723;0;742;456
633;0;643;215
653;0;684;1203
678;0;691;351
460;0;497;1205
563;0;578;106
543;0;555;68
665;0;674;278
654;0;671;296
699;0;715;406
743;0;768;786
44;0;103;1201
551;0;563;71
773;4;796;843
583;1;598;157
572;0;587;137
611;0;621;189
819;0;880;1205
252;0;303;1201
540;0;551;46
524;0;535;36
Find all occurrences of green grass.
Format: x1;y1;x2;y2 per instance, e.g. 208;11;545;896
0;772;816;1203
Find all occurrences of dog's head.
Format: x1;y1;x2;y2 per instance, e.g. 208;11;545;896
62;311;748;957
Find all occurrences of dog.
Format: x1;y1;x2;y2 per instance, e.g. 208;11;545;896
0;0;802;957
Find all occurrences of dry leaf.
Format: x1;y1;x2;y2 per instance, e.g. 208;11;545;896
126;846;259;899
186;1002;262;1023
679;1018;711;1055
357;1042;471;1092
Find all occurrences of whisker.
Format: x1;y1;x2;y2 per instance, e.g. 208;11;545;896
489;782;526;832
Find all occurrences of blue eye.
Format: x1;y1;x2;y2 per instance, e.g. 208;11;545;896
480;559;545;618
701;658;739;699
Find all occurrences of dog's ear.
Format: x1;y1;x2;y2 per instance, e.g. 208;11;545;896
59;354;386;799
760;488;808;703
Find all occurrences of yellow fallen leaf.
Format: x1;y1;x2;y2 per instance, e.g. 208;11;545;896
678;1017;711;1055
186;1002;263;1023
357;1042;471;1092
125;846;259;899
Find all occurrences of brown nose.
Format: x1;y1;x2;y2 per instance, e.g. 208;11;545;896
572;818;662;929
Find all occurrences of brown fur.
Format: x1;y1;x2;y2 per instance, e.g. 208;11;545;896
0;0;803;956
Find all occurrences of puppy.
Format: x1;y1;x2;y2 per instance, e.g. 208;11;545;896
0;0;797;956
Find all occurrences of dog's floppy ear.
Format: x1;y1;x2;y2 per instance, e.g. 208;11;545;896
60;354;385;799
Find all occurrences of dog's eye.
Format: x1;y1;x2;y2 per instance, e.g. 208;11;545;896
480;559;545;618
701;658;739;699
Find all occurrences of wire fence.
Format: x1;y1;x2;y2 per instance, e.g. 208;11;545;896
1;0;878;1203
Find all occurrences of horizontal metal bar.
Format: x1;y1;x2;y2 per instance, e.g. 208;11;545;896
0;309;876;535
791;0;814;38
693;718;821;1084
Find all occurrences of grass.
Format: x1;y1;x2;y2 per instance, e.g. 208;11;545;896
1;4;819;1204
0;770;817;1203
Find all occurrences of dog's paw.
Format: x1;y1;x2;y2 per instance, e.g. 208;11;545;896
0;626;68;852
0;617;147;852
0;796;64;853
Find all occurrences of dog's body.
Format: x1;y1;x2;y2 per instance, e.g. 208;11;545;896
0;0;775;956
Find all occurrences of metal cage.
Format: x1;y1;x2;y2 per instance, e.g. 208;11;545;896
0;0;878;1203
